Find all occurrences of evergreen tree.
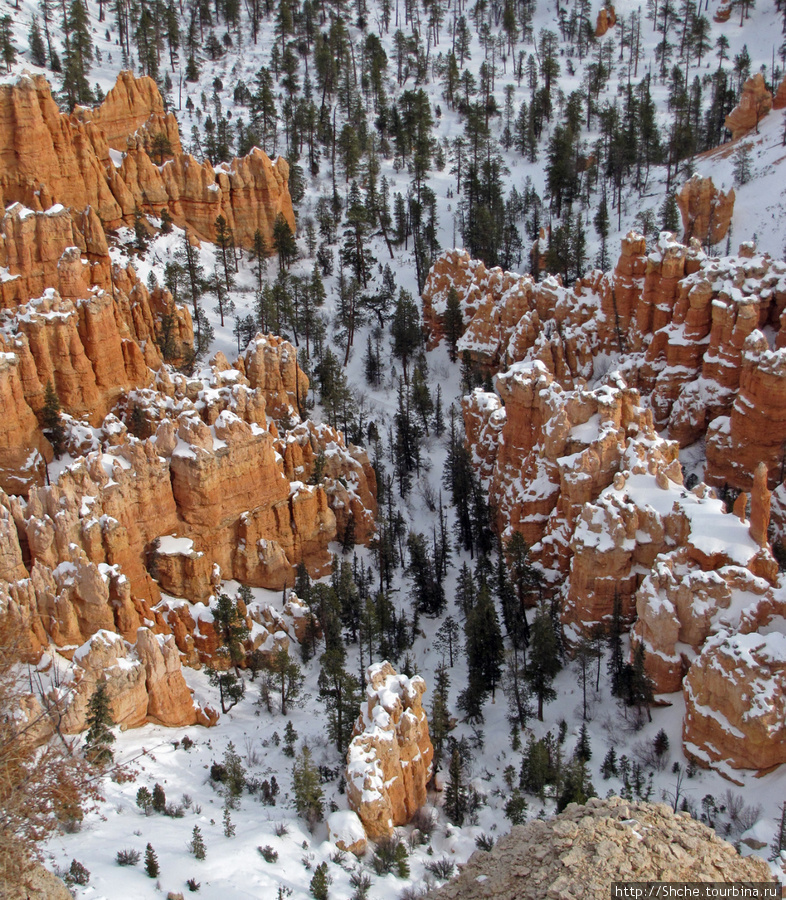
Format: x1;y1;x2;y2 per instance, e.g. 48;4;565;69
0;17;16;74
601;746;618;779
429;664;451;772
144;843;159;878
292;745;324;829
213;592;250;674
732;142;753;186
318;649;361;753
556;757;596;812
310;862;330;900
770;802;786;861
576;723;591;762
607;591;625;696
83;680;115;766
152;782;166;813
435;616;460;667
223;805;236;838
189;825;206;860
659;192;680;234
273;214;297;273
264;648;304;715
444;747;468;825
28;17;47;67
283;720;298;758
61;0;94;108
594;192;610;270
526;602;562;721
42;380;66;459
443;287;463;361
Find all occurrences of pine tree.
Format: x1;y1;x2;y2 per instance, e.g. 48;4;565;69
83;680;115;766
601;746;618;779
318;649;361;753
283;720;298;758
526;602;562;721
732;142;753;186
770;802;786;861
576;723;591;762
444;747;468;825
0;16;16;73
29;18;47;67
222;805;236;838
443;287;463;361
429;664;451;772
273;214;297;273
136;786;153;814
189;825;206;860
42;380;66;458
61;0;93;108
144;843;159;878
152;783;166;813
659;192;680;234
310;862;330;900
292;745;324;829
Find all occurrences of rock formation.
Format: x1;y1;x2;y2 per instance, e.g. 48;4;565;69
346;662;434;840
427;237;786;771
424;798;772;900
675;174;735;246
0;71;294;249
595;4;616;36
725;73;773;139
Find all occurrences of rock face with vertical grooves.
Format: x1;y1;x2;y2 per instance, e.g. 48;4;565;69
425;798;773;900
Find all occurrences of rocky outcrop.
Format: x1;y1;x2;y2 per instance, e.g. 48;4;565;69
675;174;735;246
54;628;214;733
0;71;293;250
346;662;434;840
4;862;72;900
435;239;786;772
725;73;773;139
595;4;616;36
425;798;772;900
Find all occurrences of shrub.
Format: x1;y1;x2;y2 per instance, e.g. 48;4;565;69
66;859;90;886
115;848;141;866
258;845;279;863
424;858;455;880
349;871;371;900
274;821;289;837
182;735;195;751
165;802;185;818
475;833;495;851
187;877;201;892
371;835;409;877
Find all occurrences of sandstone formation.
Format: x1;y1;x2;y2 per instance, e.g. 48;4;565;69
428;236;786;771
725;73;773;140
5;862;72;900
53;627;215;733
0;71;294;249
595;4;616;36
425;798;773;900
346;662;434;840
675;174;735;246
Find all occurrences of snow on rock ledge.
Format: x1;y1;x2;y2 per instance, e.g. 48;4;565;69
346;661;434;841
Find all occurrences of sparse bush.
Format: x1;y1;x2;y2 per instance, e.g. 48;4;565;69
259;845;279;862
409;806;436;838
181;793;193;809
274;821;290;837
116;848;141;866
349;870;371;900
165;802;185;818
475;833;495;851
372;835;409;877
182;735;195;751
187;877;201;892
65;859;90;886
424;858;455;880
